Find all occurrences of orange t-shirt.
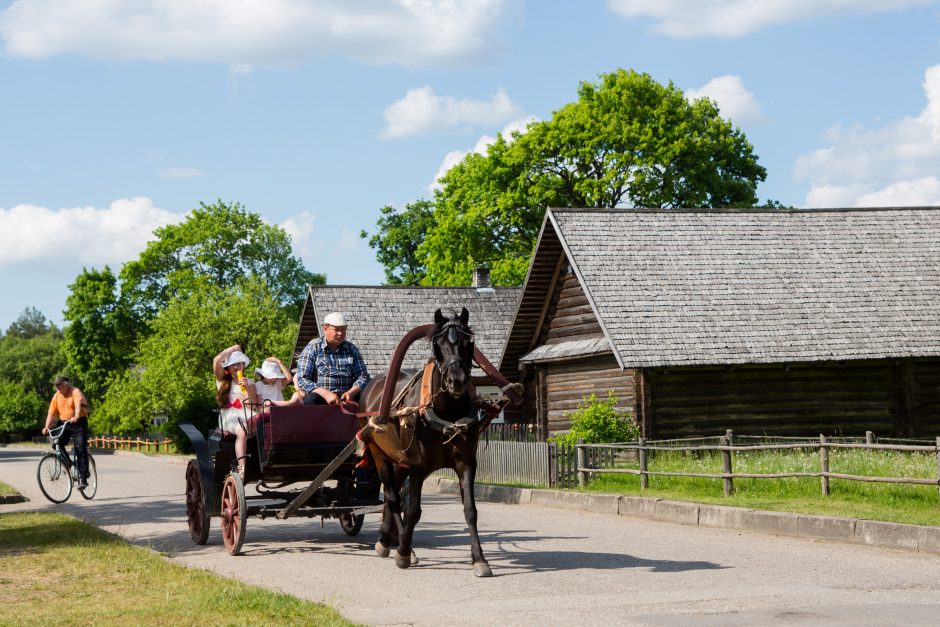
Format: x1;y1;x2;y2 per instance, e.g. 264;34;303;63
48;388;88;420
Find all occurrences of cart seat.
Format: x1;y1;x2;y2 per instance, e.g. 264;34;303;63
254;405;361;473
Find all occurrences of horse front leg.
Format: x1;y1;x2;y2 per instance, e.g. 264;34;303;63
458;460;492;577
395;469;423;569
374;458;401;558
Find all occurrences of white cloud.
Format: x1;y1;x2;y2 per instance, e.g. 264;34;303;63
428;116;536;192
606;0;930;38
159;166;204;179
796;64;940;207
0;197;182;269
0;0;509;67
280;211;317;261
686;75;765;126
381;86;523;139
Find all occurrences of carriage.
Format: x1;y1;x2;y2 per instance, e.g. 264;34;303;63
181;402;382;555
181;311;524;572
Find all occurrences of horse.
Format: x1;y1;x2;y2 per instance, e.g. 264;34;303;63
359;307;494;577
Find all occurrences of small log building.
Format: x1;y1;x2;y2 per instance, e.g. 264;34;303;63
499;207;940;440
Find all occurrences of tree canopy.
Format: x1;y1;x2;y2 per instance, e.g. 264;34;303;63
120;200;323;321
0;311;65;436
360;200;435;285
369;69;769;286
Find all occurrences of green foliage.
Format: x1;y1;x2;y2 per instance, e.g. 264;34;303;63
63;266;135;402
360;200;435;285
552;392;638;445
119;200;323;322
0;325;65;398
369;68;767;286
5;307;56;339
0;382;46;433
94;277;297;445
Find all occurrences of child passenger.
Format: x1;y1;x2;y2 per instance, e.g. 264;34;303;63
213;345;258;481
254;357;302;406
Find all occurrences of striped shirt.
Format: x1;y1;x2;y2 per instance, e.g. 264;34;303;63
295;336;370;395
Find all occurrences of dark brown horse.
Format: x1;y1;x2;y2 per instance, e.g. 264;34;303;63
360;307;494;576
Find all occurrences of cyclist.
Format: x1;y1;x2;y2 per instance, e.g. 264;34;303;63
42;376;90;489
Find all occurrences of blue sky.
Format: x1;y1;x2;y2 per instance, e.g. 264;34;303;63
2;0;940;332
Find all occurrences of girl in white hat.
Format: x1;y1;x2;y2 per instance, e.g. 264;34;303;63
254;357;301;406
213;344;258;480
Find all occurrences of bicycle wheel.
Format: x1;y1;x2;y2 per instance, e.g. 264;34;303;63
37;453;72;503
79;456;97;500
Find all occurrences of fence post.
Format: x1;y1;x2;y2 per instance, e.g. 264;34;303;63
577;439;587;487
866;431;874;445
638;437;648;490
820;434;830;496
935;437;940;500
725;429;734;446
720;435;733;496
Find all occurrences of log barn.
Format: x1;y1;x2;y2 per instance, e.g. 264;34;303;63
499;207;940;440
292;278;521;415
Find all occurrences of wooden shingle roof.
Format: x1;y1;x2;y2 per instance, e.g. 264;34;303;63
502;207;940;371
294;285;521;375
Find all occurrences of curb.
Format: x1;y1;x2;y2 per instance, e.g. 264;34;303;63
426;477;940;556
0;494;28;504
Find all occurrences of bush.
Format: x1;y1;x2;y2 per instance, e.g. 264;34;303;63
551;392;638;445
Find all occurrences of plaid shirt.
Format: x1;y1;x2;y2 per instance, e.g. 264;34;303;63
295;336;370;395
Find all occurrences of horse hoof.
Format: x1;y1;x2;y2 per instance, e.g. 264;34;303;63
375;540;390;558
395;551;412;569
473;561;493;577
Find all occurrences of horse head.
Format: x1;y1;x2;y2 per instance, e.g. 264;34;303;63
431;307;474;399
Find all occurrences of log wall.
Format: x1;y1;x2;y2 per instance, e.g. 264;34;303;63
544;354;636;434
540;270;604;345
647;358;940;438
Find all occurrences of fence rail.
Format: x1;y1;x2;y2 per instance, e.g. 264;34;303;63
571;431;940;498
88;434;175;453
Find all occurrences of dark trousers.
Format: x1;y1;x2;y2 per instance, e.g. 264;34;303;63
302;392;328;406
59;419;90;479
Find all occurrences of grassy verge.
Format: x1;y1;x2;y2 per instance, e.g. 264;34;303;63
0;481;17;497
579;448;940;526
0;512;355;626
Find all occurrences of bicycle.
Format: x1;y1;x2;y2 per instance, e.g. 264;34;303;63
36;423;98;503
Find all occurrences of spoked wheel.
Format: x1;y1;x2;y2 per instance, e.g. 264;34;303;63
37;453;72;503
185;460;210;544
220;472;247;555
339;512;364;536
78;456;98;500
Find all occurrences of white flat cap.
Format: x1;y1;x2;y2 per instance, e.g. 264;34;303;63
323;312;347;326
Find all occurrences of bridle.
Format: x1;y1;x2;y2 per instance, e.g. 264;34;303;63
431;320;473;390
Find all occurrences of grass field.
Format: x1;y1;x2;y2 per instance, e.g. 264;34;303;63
580;447;940;526
0;511;355;626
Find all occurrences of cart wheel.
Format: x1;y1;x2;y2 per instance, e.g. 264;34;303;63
220;472;247;555
339;513;364;536
185;460;210;545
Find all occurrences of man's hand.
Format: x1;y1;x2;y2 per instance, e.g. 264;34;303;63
318;389;340;406
42;426;49;435
69;416;79;423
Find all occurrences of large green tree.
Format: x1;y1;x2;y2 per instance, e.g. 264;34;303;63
120;200;324;321
63;266;136;402
94;276;297;442
360;200;435;285
370;69;769;286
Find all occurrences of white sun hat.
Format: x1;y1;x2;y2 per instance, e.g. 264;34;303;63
323;312;347;326
255;359;285;380
221;350;250;368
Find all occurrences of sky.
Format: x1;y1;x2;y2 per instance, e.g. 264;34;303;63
2;0;940;332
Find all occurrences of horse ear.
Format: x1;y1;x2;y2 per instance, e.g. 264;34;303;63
459;307;469;326
434;309;445;325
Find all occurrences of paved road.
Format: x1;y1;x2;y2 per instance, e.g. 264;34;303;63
3;445;940;626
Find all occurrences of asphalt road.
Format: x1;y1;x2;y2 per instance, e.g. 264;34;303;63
3;445;940;626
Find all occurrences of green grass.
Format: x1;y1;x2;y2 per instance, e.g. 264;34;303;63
579;448;940;526
0;512;356;626
0;481;17;497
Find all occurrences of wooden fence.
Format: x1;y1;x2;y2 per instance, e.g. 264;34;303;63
571;431;940;498
435;440;552;486
88;434;175;453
